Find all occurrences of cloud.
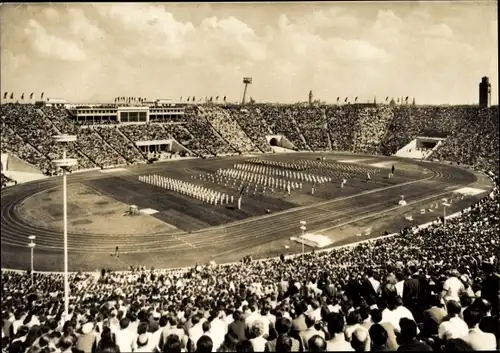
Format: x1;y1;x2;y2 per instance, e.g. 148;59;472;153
24;19;86;61
423;23;454;38
372;10;404;37
68;8;105;42
1;3;497;104
43;8;59;20
310;8;359;29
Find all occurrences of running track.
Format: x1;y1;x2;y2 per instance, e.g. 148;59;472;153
0;153;486;271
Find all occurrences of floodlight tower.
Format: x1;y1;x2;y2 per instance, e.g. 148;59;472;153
241;77;252;105
28;235;36;285
299;220;307;256
52;134;78;321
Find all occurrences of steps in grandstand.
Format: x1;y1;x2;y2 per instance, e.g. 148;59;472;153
4;154;44;175
270;146;295;153
2;153;47;184
394;137;444;159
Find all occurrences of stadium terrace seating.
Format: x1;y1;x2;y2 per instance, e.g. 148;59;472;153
77;129;127;168
433;107;499;174
119;123;173;143
260;105;310;150
326;105;362;151
379;106;477;156
352;107;393;155
200;105;259;154
224;105;273;152
183;106;237;156
293;107;331;151
1;103;498;177
95;127;146;164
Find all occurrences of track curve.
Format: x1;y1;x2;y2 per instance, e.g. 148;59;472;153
1;154;483;271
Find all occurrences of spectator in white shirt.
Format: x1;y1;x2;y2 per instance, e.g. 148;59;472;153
463;307;497;351
208;311;226;350
381;296;414;333
188;314;205;351
244;304;260;330
115;318;135;353
438;300;469;341
249;320;267;352
441;270;467;302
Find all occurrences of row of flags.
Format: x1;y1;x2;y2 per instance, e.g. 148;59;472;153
180;96;227;102
3;92;44;100
335;96;412;103
114;97;147;104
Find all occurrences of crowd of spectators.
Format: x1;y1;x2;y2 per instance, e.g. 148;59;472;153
259;106;309;151
200;106;258;154
433;107;499;174
326;106;361;152
1;103;498;178
183;107;237;156
292;108;330;151
352;108;394;155
224;106;273;153
1;123;53;175
76;129;127;168
379;106;475;156
95;127;145;164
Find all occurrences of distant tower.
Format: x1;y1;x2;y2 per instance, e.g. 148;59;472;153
309;90;313;106
241;77;252;105
479;76;491;108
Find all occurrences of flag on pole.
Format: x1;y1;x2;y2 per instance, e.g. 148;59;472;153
344;97;348;103
354;97;358;102
180;96;182;101
21;93;24;100
41;92;44;99
405;96;409;102
337;97;340;103
187;97;190;102
10;93;14;99
223;96;226;102
193;96;195;102
30;92;34;99
216;96;219;101
3;92;7;99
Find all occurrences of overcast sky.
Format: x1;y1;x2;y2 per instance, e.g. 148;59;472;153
1;2;497;104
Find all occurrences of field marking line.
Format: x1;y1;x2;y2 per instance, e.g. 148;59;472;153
314;188;461;233
171;234;196;249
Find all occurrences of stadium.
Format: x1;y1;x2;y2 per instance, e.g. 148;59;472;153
1;3;499;353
